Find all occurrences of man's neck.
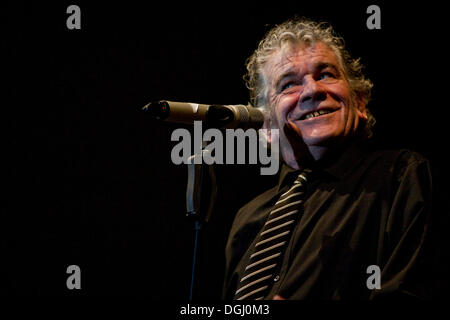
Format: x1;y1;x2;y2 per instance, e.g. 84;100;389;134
283;138;358;170
282;145;328;170
307;145;331;162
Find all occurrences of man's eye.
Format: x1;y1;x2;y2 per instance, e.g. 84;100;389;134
281;82;296;91
319;72;336;80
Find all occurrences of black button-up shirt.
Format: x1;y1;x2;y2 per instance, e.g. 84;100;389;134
223;142;432;300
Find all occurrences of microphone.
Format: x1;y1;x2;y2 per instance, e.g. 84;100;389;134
141;100;264;130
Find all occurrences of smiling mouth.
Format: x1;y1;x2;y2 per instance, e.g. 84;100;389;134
300;109;337;120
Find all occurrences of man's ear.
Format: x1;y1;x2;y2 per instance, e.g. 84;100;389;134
355;93;368;121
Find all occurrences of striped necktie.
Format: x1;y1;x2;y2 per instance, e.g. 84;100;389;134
234;169;312;300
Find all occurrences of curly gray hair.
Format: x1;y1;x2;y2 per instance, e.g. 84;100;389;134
245;17;376;138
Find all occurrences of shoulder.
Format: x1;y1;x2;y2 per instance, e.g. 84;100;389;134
361;145;430;177
365;146;427;164
363;147;432;207
227;184;279;243
383;148;427;166
234;185;279;223
225;184;279;262
371;148;430;179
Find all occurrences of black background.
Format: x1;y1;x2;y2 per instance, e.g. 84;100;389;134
2;0;449;301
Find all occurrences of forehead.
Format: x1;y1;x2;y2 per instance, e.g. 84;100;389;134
264;42;341;83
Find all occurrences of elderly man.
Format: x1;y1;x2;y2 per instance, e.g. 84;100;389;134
223;18;432;300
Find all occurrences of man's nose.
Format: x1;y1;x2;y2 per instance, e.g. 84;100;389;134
300;76;326;103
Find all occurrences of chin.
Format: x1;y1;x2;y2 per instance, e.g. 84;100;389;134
302;131;341;147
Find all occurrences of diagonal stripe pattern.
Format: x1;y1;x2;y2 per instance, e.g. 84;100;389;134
234;169;311;300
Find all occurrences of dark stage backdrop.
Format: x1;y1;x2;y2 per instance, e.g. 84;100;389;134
2;1;449;300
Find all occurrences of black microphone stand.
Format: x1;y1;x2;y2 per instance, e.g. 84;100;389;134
142;100;261;300
186;140;217;301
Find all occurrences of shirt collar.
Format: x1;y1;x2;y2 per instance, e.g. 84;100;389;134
277;163;302;191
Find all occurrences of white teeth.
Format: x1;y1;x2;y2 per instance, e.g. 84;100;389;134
304;109;333;120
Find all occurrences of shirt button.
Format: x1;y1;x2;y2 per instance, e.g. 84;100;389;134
273;275;280;282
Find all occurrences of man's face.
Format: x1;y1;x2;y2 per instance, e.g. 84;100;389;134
264;42;367;163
